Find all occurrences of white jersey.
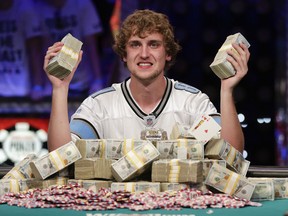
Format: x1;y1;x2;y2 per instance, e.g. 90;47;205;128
70;78;219;141
34;0;103;91
0;0;42;96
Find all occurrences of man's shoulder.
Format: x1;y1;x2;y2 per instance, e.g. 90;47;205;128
172;80;200;94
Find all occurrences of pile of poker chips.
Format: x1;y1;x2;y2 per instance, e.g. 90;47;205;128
0;183;261;211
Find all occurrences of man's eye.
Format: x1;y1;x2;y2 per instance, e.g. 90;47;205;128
150;42;160;49
129;42;140;48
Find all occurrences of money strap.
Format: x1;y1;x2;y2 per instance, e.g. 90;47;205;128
224;172;240;195
126;151;144;169
169;159;180;182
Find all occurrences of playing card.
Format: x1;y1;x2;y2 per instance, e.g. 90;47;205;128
189;115;221;142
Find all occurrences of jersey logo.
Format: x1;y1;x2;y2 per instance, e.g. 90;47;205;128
91;86;115;98
174;82;200;94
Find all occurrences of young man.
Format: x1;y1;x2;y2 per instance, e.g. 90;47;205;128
44;9;249;153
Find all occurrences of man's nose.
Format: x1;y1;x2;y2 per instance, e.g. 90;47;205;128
140;45;149;58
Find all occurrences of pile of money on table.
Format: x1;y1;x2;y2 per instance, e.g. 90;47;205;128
0;114;280;211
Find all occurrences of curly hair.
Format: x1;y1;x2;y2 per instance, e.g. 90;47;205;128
113;9;181;71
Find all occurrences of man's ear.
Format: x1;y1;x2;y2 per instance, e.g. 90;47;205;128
166;55;172;61
123;57;127;62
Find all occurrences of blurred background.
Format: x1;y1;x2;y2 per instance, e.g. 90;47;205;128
0;0;287;166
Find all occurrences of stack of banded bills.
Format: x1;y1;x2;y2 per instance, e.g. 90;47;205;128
205;163;255;200
30;141;82;179
2;153;37;179
248;178;275;201
19;177;68;191
151;159;203;183
204;138;250;176
156;139;205;160
210;32;250;79
111;182;160;193
76;139;148;160
46;33;83;79
111;141;160;182
160;182;190;192
68;179;112;192
74;158;116;180
0;179;19;195
202;159;226;180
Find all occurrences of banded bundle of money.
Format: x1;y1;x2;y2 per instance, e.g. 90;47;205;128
30;141;82;179
0;179;19;195
74;158;116;180
111;141;160;182
170;123;194;139
210;32;250;79
204;138;250;176
205;163;255;200
202;159;226;180
248;178;275;201
140;128;168;145
160;182;190;192
2;153;37;179
156;139;205;160
111;182;160;193
46;33;83;79
271;178;288;199
76;139;148;160
19;177;68;191
151;159;203;183
68;179;112;192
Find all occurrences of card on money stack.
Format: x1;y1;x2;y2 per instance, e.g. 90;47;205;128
188;114;221;143
204;138;250;176
151;159;203;183
30;141;82;179
47;33;83;79
210;32;250;79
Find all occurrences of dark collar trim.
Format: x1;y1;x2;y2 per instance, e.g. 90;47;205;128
121;77;172;119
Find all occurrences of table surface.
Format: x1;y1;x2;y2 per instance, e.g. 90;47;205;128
1;199;288;216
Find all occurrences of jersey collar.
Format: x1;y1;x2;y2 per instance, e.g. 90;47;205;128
121;77;172;120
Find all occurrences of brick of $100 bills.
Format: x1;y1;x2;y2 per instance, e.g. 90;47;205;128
30;141;82;179
46;33;83;79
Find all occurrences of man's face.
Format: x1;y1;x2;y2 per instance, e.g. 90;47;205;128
123;32;171;82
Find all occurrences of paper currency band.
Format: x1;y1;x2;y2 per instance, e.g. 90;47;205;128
61;45;79;60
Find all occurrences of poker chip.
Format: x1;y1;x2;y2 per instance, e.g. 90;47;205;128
0;185;262;211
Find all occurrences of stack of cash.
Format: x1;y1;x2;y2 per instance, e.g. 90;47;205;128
140;128;168;145
76;139;149;160
111;182;160;193
19;177;68;191
248;178;275;201
68;179;112;192
204;138;250;176
46;33;83;79
160;182;190;192
156;139;204;160
170;123;194;139
0;179;19;195
30;141;82;179
210;32;250;79
202;159;226;180
74;158;116;180
2;153;37;179
272;178;288;199
205;163;255;200
151;159;203;183
111;141;160;182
